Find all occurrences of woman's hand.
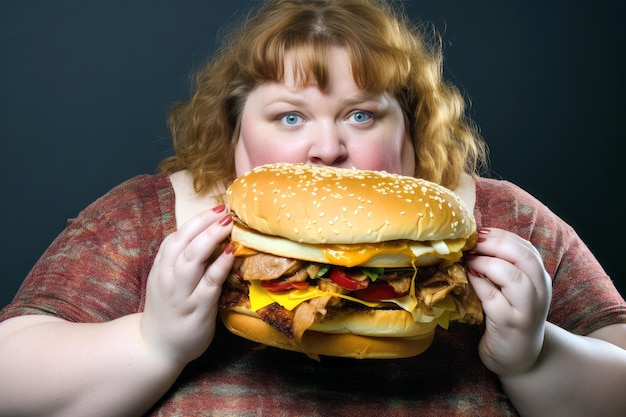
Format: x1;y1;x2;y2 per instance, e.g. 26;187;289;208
465;228;552;376
141;204;234;366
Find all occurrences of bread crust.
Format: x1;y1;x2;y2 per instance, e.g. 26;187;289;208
221;308;436;359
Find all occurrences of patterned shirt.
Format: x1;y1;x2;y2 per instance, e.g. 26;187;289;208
2;173;625;416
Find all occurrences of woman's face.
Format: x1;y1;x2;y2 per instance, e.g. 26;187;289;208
234;47;415;177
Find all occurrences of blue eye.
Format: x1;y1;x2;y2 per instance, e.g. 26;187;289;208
349;111;373;123
280;113;303;126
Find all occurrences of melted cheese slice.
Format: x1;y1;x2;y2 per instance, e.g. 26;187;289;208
249;278;457;328
249;280;381;311
235;239;467;267
321;238;467;267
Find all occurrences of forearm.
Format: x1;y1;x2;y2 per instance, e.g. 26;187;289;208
0;314;185;417
501;322;626;417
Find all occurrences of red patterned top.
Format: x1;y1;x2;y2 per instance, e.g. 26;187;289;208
2;173;625;416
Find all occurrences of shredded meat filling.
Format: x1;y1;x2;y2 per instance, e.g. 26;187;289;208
223;250;481;340
240;253;303;280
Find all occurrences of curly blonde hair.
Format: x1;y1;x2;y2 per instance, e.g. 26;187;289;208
159;0;487;194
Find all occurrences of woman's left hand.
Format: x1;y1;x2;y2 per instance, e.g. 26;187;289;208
465;228;552;376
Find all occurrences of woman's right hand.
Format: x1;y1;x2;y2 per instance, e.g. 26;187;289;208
140;204;234;366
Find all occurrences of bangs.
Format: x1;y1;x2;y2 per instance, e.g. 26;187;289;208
250;40;412;95
241;3;413;95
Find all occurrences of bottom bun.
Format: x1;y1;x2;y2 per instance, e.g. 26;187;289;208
220;308;437;360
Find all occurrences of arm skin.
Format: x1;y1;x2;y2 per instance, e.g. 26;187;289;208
0;314;183;417
0;208;234;417
502;322;626;417
466;228;626;417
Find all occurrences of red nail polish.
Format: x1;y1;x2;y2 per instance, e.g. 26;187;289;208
478;228;491;234
218;214;232;226
212;204;226;213
477;236;487;243
224;243;233;255
467;266;478;276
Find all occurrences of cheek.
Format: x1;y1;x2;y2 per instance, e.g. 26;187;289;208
234;136;276;177
234;133;308;176
350;135;415;176
399;136;416;176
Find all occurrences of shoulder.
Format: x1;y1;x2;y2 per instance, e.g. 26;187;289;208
74;173;176;232
95;173;173;205
169;170;225;228
474;176;537;202
473;176;583;253
474;177;552;230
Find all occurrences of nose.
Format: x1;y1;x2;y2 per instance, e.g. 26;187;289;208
307;124;349;167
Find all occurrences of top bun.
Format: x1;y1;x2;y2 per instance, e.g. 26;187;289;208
226;163;475;245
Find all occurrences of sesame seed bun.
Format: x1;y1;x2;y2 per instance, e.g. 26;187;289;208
226;163;475;246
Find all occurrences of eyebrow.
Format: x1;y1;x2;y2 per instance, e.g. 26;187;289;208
342;93;387;107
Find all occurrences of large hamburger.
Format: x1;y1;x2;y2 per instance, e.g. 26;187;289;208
220;163;482;359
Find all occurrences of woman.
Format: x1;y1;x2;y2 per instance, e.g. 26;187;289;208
1;1;625;416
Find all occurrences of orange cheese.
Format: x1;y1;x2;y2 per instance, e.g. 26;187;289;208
321;241;418;267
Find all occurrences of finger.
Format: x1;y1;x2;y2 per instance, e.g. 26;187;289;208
472;228;550;298
179;213;232;266
202;243;235;287
467;255;535;312
173;213;233;294
158;208;228;267
466;268;511;318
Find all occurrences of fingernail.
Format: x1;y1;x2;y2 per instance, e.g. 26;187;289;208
477;236;487;243
478;228;491;234
218;214;232;226
212;204;226;213
467;266;479;276
224;243;233;255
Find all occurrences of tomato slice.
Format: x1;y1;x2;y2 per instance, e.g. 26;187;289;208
355;283;399;301
329;268;369;291
260;280;309;292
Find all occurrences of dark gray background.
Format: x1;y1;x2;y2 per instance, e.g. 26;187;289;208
1;0;624;309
